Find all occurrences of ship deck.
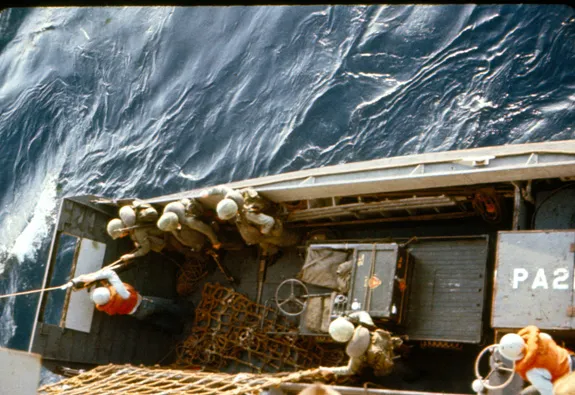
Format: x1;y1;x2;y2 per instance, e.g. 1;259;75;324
28;140;575;394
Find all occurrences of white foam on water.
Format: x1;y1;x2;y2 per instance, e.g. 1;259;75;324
9;173;59;264
0;270;18;346
0;171;60;347
0;172;59;274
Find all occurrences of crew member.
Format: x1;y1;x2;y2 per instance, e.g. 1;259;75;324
498;325;575;395
158;198;221;250
107;205;167;261
320;311;404;377
201;186;298;255
66;269;188;326
157;212;208;253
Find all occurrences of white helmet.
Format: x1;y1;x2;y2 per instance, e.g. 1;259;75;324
217;198;239;220
107;218;127;239
157;212;180;232
328;317;355;343
91;287;111;305
498;333;525;361
119;206;137;227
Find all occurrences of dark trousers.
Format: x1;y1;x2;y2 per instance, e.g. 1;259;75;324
131;296;187;320
130;296;193;334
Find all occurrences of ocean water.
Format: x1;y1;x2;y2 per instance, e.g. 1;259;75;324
0;3;574;362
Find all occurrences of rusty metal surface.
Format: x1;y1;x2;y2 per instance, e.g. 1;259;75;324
405;236;489;343
176;283;338;373
492;231;575;330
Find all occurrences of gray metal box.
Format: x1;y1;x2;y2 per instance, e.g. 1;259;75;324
492;230;575;330
346;243;411;322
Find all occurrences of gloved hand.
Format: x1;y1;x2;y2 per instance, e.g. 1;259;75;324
61;279;85;290
60;281;74;290
319;367;335;379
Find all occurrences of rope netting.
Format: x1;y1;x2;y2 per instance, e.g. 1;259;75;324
175;283;342;373
176;258;208;296
39;283;347;394
38;364;324;395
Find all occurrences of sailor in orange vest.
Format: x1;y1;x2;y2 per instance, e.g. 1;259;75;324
498;325;575;395
68;269;187;322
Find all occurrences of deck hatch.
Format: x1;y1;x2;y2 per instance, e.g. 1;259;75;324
63;238;107;333
405;236;488;343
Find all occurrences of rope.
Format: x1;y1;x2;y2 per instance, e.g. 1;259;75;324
100;258;124;271
0;284;65;299
38;364;325;394
0;255;131;299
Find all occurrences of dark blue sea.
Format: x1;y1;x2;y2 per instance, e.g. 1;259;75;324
1;3;574;381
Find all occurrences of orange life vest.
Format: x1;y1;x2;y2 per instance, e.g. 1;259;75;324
515;325;571;382
95;283;140;316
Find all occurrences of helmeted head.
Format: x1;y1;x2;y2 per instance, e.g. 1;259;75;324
498;333;525;361
328;316;355;343
216;198;239;221
181;197;204;216
119;206;137;227
157;212;181;232
133;200;159;223
107;218;128;239
91;287;111;305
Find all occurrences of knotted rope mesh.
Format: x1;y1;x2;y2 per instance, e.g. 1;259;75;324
38;364;324;394
39;283;345;394
175;283;339;372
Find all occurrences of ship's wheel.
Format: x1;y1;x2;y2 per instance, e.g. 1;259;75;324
275;278;309;317
472;344;516;392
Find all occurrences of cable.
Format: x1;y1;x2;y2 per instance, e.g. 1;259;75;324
0;284;65;299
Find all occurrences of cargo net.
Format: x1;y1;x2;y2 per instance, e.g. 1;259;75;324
175;282;341;373
176;257;208;297
38;364;325;395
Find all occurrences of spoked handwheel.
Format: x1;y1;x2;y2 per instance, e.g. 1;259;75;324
275;278;309;316
472;344;516;392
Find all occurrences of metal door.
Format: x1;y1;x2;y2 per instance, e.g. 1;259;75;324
492;231;575;330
